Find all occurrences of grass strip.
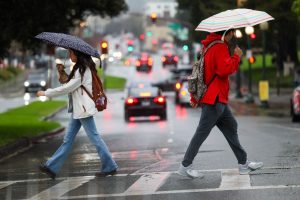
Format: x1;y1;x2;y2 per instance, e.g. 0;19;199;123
0;100;66;147
98;69;126;90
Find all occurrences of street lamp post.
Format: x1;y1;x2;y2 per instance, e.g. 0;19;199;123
235;29;243;98
259;22;269;108
245;26;254;103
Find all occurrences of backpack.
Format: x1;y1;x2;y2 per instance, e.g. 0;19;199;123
187;40;224;102
81;71;107;112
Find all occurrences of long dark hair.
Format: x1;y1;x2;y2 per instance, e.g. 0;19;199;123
67;49;97;82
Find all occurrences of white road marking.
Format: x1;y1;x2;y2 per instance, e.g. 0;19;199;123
220;169;250;189
2;166;300;199
57;185;300;199
27;176;93;200
124;172;170;195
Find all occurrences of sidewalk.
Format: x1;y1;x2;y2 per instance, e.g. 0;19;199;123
229;87;292;117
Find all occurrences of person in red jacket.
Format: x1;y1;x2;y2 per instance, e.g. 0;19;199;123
178;29;263;178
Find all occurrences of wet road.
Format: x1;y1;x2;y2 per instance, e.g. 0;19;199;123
1;55;300;199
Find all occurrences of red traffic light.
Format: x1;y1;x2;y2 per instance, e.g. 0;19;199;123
250;33;256;39
100;40;108;54
139;34;145;40
248;56;256;64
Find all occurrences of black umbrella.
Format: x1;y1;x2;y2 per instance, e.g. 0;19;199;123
35;32;100;58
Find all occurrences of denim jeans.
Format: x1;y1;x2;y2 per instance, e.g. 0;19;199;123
45;115;118;174
182;102;247;167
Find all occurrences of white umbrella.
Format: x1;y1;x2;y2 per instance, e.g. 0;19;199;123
195;8;274;32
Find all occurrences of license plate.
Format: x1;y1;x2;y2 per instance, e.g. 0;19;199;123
142;101;150;106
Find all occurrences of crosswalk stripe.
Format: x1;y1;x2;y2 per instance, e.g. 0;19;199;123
124;172;170;195
57;184;300;199
27;176;94;200
220;169;250;189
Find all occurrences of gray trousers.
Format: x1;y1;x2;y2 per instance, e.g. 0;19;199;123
182;102;247;167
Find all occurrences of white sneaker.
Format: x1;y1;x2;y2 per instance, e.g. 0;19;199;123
239;160;263;175
178;164;204;178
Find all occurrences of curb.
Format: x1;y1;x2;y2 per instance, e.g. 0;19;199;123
0;106;67;162
0;127;65;162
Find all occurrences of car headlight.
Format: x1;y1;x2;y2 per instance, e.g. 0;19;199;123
24;81;29;87
40;81;46;86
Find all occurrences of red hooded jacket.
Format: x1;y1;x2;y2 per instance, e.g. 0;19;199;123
191;33;241;105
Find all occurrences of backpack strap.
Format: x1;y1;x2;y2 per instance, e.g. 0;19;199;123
200;40;224;87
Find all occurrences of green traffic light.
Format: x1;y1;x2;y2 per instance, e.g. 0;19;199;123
146;31;153;37
128;46;134;52
183;45;189;51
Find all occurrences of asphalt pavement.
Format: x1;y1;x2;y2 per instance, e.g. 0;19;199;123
0;55;300;199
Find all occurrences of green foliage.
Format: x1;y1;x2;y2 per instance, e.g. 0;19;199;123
0;0;128;57
292;0;300;21
0;101;67;146
0;67;23;81
98;69;126;90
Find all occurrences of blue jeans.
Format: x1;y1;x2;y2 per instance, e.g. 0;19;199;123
45;116;118;174
182;102;247;167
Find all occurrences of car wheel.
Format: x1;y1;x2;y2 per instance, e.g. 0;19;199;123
125;113;130;122
160;112;167;120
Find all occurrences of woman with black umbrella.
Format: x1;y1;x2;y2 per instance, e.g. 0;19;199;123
37;49;118;179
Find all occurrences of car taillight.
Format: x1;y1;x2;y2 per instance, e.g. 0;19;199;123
126;98;138;105
136;60;141;67
175;82;181;90
154;96;166;104
148;58;153;65
161;56;166;62
174;56;179;62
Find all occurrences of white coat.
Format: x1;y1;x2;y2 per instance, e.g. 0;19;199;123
45;67;98;119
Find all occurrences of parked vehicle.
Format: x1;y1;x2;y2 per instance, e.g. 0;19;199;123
124;86;167;122
291;86;300;122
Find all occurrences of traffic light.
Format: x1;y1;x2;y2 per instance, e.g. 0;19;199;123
146;31;153;37
139;33;145;40
100;40;108;54
150;12;157;24
248;56;256;64
250;33;256;39
127;39;134;52
182;45;189;51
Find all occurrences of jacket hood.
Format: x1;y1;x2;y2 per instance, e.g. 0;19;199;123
201;33;223;47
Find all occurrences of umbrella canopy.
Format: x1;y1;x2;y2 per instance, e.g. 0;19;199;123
35;32;100;58
195;9;274;32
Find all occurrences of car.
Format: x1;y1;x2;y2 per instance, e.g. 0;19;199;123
24;73;48;93
161;53;179;68
153;67;192;91
124;87;167;122
175;79;190;105
135;53;153;72
291;86;300;122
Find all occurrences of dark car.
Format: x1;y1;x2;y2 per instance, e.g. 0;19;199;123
153;67;192;91
291;86;300;122
135;53;153;72
161;53;178;68
124;87;167;122
24;73;48;93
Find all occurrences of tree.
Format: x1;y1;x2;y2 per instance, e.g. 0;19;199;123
0;0;128;57
176;0;236;42
245;0;299;68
